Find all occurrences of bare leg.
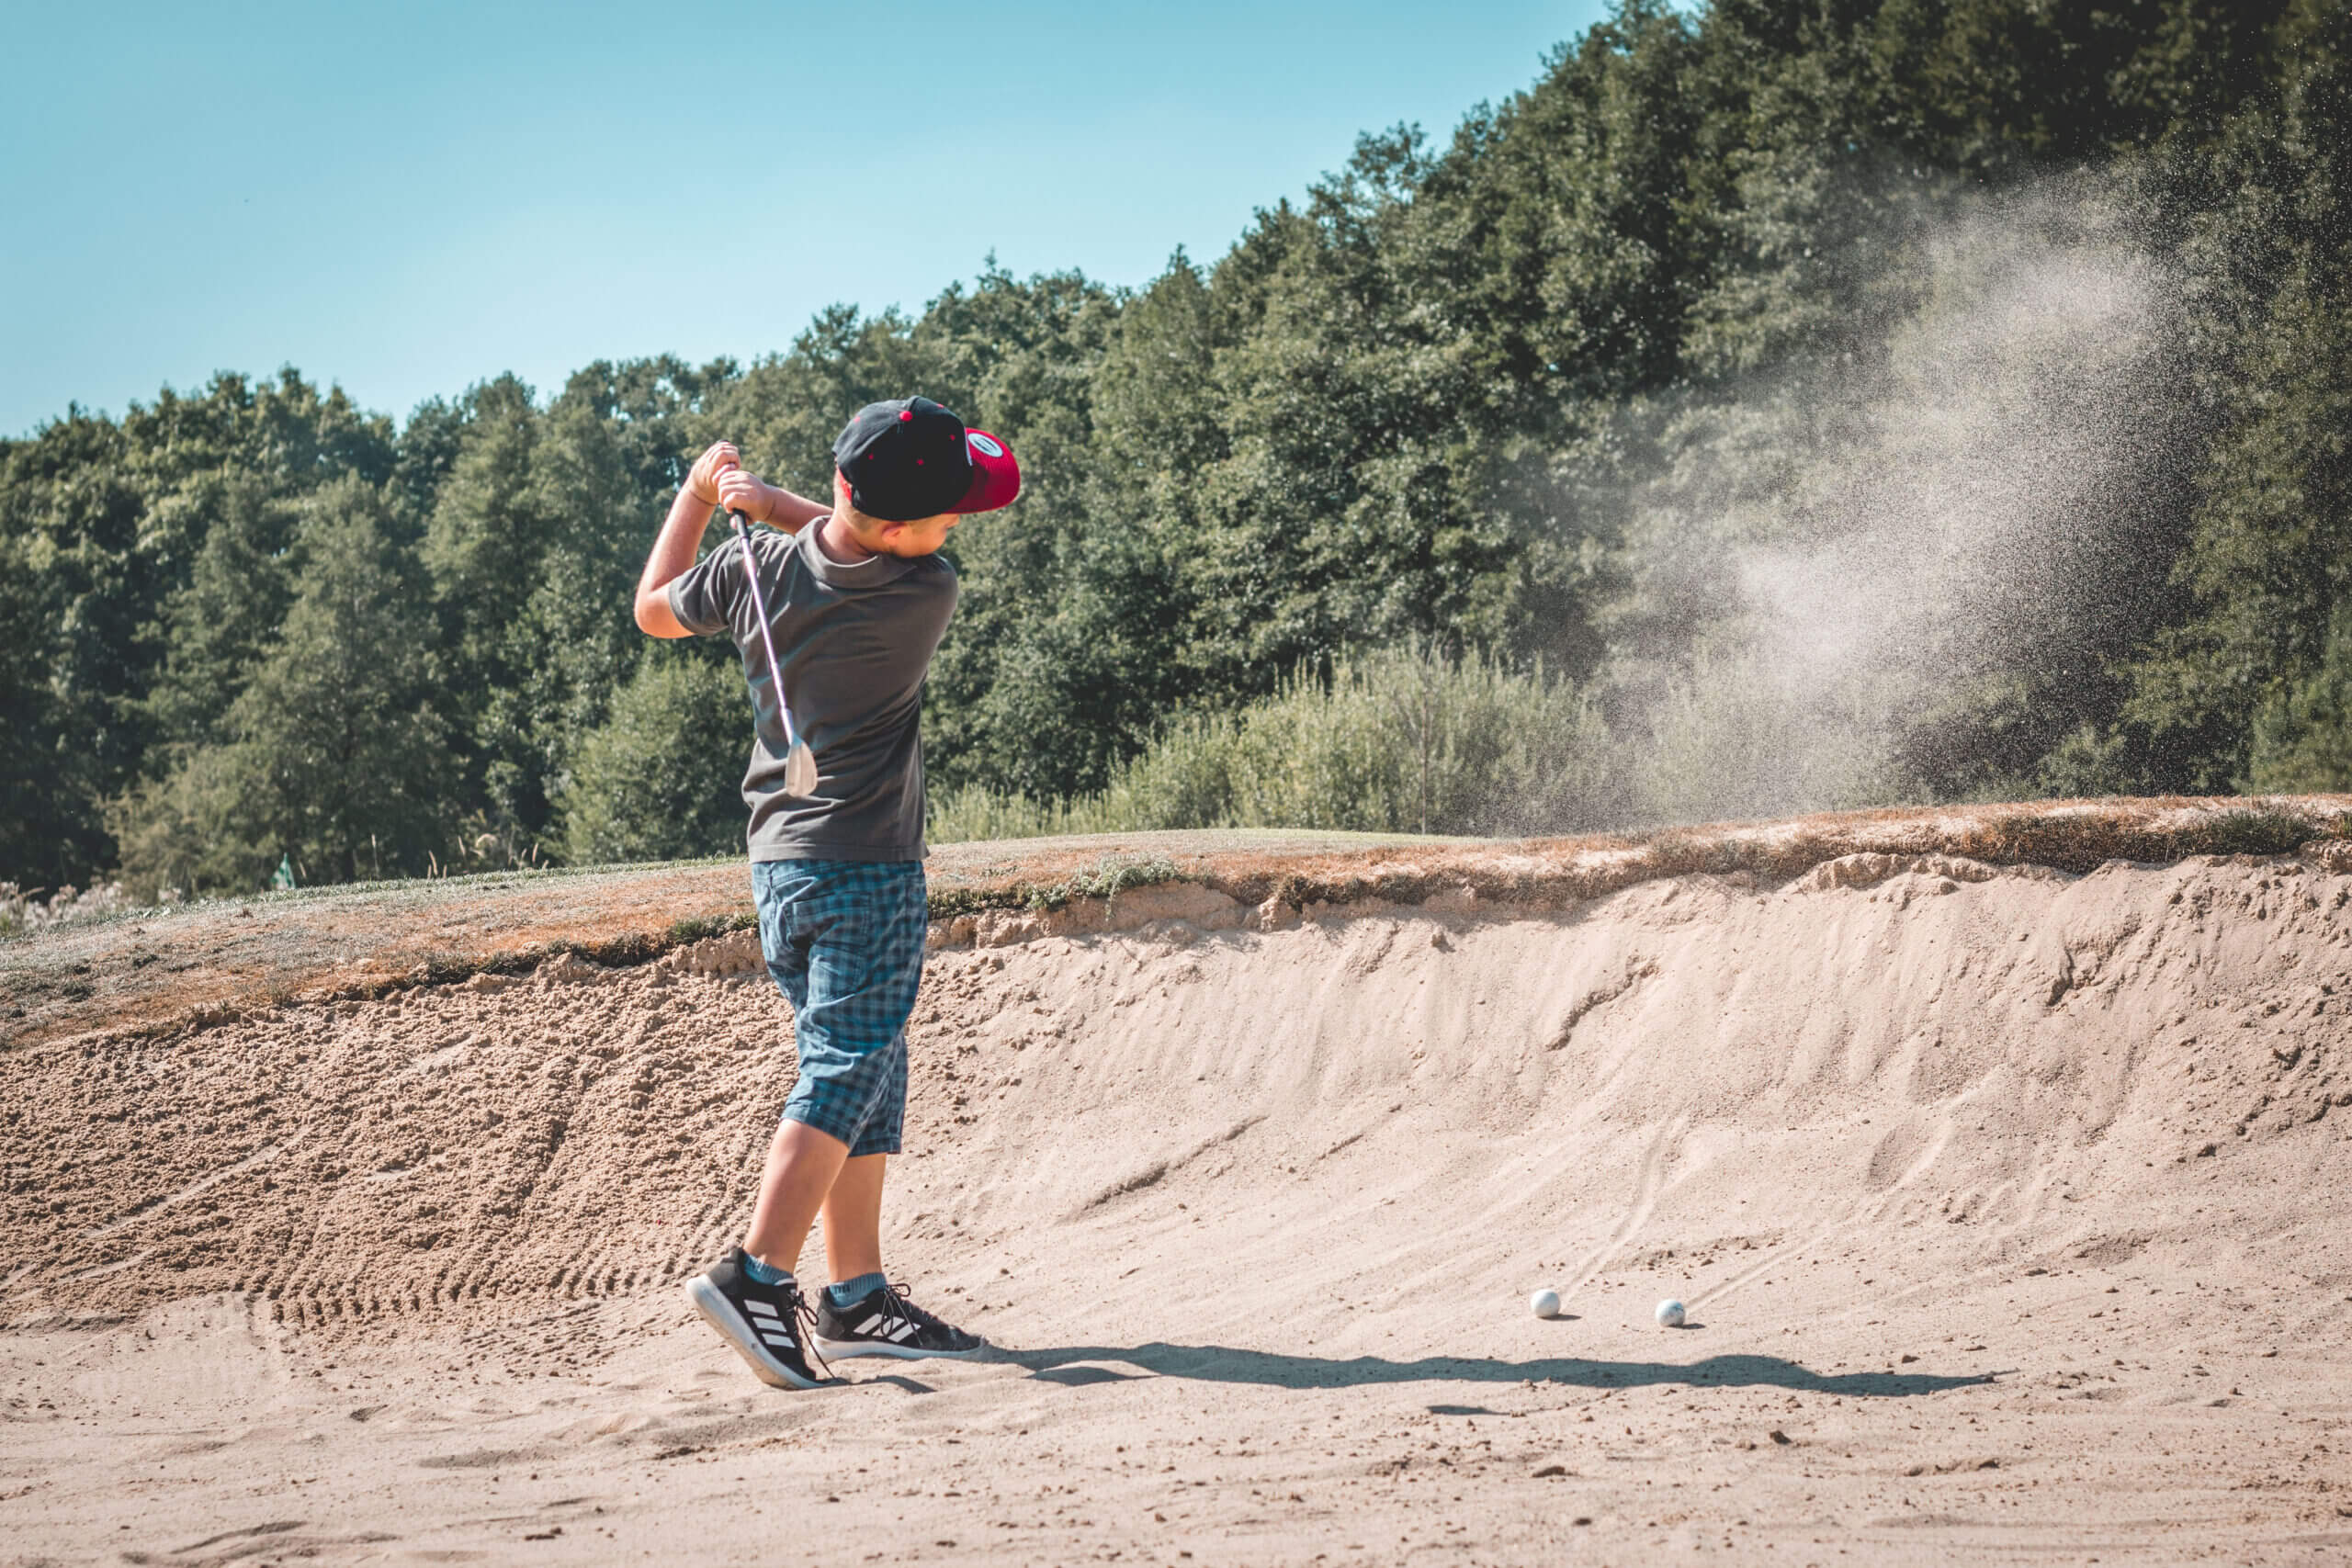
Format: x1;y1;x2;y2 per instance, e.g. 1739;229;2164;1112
741;1120;850;1276
820;1154;888;1284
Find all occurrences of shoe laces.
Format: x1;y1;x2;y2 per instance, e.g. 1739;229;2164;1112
772;1275;832;1378
874;1280;945;1335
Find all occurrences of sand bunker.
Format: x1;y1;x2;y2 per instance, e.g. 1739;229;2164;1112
6;848;2352;1562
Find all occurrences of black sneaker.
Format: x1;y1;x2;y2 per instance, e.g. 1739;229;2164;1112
684;1248;828;1389
811;1280;986;1360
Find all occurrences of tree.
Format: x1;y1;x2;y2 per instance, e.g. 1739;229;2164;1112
237;479;454;880
115;479;453;895
560;649;751;864
1;371;394;884
2120;21;2352;789
0;520;81;886
13;1;2352;886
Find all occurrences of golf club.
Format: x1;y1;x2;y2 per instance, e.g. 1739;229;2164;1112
728;507;819;796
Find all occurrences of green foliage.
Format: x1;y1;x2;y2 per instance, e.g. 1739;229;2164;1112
2113;15;2352;787
0;372;394;884
665;912;756;944
6;2;2351;889
2125;266;2352;787
1025;856;1184;912
2248;606;2352;792
111;479;453;897
0;513;77;883
560;650;751;865
229;482;453;876
926;783;1094;845
2028;724;2144;801
933;646;1620;840
136;468;304;749
107;743;264;900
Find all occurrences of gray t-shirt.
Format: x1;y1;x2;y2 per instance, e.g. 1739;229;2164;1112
666;520;957;863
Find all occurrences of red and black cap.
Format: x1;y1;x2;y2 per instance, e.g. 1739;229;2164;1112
832;396;1022;523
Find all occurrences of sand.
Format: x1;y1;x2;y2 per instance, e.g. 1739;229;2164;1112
6;847;2352;1564
16;796;2346;1055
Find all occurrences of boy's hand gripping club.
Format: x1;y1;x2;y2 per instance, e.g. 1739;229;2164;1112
728;507;819;797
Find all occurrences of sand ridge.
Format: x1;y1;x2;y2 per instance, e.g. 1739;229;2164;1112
9;795;2346;1055
6;848;2352;1562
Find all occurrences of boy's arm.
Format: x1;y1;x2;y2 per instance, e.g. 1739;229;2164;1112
634;443;829;637
633;475;715;638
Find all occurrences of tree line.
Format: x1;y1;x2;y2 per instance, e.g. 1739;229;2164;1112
5;0;2346;896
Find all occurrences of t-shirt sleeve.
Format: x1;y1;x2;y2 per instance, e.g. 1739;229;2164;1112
664;545;741;637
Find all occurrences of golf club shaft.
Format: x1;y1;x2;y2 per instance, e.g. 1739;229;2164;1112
728;509;799;751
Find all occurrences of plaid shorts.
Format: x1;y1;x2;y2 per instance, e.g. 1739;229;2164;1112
752;859;927;1158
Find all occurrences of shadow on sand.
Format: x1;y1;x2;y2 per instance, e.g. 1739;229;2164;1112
1002;1343;1996;1398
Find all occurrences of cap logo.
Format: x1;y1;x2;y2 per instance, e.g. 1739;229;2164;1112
967;432;1004;458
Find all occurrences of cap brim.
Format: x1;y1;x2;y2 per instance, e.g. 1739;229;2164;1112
954;430;1022;513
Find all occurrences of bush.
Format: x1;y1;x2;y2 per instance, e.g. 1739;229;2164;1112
560;651;752;863
107;743;277;900
931;645;1622;841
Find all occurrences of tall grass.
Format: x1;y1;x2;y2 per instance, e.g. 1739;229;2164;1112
1615;643;1910;828
0;881;130;939
925;784;1102;842
928;639;1928;845
930;647;1624;843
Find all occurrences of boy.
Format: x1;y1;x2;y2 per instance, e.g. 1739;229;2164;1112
632;397;1021;1388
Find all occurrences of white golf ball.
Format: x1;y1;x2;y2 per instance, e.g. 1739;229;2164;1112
1530;1288;1562;1320
1656;1298;1687;1327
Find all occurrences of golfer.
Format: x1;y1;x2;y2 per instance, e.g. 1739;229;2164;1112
632;397;1021;1387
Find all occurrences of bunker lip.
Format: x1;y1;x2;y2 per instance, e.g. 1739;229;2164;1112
6;795;2348;1052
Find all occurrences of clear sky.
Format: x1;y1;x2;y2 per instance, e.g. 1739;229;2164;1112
2;1;1612;437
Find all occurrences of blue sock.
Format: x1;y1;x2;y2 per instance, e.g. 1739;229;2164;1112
826;1271;887;1308
741;1254;793;1287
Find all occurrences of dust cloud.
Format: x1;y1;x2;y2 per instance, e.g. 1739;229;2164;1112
1595;183;2188;826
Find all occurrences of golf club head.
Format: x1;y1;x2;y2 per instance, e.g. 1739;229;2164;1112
785;740;818;797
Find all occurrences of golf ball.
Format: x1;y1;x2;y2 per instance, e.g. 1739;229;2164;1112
1655;1298;1687;1327
1530;1288;1562;1319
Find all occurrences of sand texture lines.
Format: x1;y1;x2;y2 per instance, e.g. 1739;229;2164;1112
6;850;2352;1563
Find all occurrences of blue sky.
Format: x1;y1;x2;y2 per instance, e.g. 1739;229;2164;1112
2;1;1613;436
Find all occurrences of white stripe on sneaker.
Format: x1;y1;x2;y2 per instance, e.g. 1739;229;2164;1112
746;1300;782;1318
853;1314;885;1336
684;1275;821;1391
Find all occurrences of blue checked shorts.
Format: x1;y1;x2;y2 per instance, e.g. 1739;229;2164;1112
752;859;928;1157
